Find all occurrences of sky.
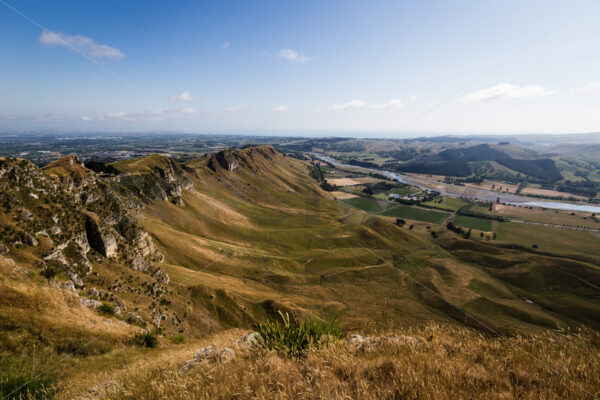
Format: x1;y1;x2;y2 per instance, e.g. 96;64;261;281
1;0;600;136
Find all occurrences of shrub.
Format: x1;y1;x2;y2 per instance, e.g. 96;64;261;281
39;266;58;281
97;302;115;316
255;311;344;357
132;329;159;348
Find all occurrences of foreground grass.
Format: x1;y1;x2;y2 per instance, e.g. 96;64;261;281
73;324;600;400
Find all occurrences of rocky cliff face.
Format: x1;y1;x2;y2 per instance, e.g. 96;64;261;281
0;156;180;328
208;149;239;172
113;157;194;206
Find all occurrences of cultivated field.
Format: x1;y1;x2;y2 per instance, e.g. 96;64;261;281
493;221;600;260
453;215;493;231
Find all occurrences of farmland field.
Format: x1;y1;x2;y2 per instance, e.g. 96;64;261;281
422;197;469;211
379;204;449;224
341;196;392;213
494;204;600;229
453;215;493;231
493;221;600;260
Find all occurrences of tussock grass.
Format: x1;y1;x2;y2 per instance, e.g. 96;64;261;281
254;311;344;356
72;324;600;400
131;329;160;348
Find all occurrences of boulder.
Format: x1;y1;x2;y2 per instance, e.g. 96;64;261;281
0;242;9;255
62;280;77;293
24;234;38;247
347;334;377;353
181;346;236;372
79;298;102;309
236;332;261;347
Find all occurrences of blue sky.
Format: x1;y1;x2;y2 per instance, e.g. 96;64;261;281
1;0;600;136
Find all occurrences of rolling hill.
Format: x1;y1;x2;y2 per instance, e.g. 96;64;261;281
1;146;600;398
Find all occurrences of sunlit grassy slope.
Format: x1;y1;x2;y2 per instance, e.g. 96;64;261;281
121;146;600;333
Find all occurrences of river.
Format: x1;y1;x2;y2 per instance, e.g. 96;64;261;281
311;153;600;213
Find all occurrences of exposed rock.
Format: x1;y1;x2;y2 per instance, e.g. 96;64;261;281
133;231;156;258
68;272;84;286
151;308;167;327
24;234;38;247
126;312;144;326
171;196;184;206
22;210;33;221
62;280;77;293
181;346;236;372
346;333;418;352
152;267;170;284
347;334;377;353
79;298;102;309
0;242;9;255
74;231;91;254
50;226;62;236
130;254;152;272
44;248;68;267
209;150;239;172
85;215;118;258
236;332;261;347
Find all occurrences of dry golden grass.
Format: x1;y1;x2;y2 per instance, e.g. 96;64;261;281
521;187;587;200
69;324;600;400
330;191;358;200
327;178;361;186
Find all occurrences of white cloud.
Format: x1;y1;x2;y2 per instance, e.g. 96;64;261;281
278;48;311;63
372;99;404;110
39;31;124;59
169;91;195;102
221;41;231;49
101;111;162;121
100;108;198;121
331;99;368;111
226;105;244;112
460;83;556;102
81;116;91;121
578;81;600;93
273;105;289;112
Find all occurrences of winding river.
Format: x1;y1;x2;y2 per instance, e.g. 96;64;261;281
311;153;600;213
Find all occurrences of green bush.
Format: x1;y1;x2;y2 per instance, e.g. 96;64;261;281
97;302;115;316
39;266;58;281
132;329;159;348
255;311;344;357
